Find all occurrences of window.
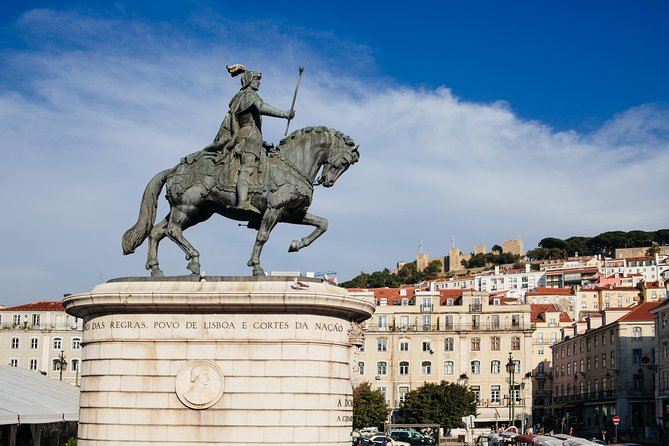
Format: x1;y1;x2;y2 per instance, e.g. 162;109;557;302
538;346;544;355
444;361;454;375
587;358;591;371
358;362;365;375
472;315;480;328
32;314;40;326
471;385;481;402
422;341;432;352
491;336;500;351
633;349;642;364
491;315;500;329
9;358;18;367
377;314;387;330
53;337;62;350
594;356;599;369
471;360;481;374
632;326;642;339
52;359;62;371
513;360;520;373
29;358;38;370
444;337;454;351
610;351;615;366
567;362;571;376
398;386;410;404
580;340;584;352
377;361;387;375
400;315;409;329
511;336;521;350
10;337;19;349
400;339;409;352
422;315;431;330
491;385;501;403
444;314;454;328
512;383;521;402
377;338;387;352
491;360;501;374
594;336;598;348
399;361;410;375
72;337;81;350
30;337;38;349
471;338;481;351
586;338;591;351
13;314;21;326
421;361;432;375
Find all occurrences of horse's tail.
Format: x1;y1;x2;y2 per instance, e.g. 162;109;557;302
122;168;171;255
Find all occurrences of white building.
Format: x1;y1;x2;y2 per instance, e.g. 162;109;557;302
0;301;84;385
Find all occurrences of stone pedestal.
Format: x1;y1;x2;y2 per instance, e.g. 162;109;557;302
63;276;374;446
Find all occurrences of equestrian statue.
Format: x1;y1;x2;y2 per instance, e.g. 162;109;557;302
121;65;359;276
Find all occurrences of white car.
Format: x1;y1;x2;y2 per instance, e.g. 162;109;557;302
368;435;411;446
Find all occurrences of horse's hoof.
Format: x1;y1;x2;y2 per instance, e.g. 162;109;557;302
289;240;300;252
150;268;164;278
187;260;201;275
252;265;266;276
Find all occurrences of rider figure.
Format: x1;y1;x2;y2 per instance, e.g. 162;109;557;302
209;65;295;213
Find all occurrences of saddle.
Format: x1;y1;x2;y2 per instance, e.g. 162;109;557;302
167;150;268;199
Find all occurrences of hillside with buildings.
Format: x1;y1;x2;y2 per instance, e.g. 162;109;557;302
347;241;669;439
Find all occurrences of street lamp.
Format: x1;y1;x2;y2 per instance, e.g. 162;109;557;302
58;350;68;382
506;352;515;428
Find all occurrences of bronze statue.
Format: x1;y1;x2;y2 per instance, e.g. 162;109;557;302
203;64;296;213
122;122;359;276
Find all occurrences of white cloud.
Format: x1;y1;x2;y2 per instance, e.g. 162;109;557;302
0;8;667;305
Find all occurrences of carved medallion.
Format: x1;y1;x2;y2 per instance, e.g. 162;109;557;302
175;360;224;409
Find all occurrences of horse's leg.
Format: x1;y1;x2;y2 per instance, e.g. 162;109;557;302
247;207;282;276
288;212;328;252
165;206;202;275
146;217;169;277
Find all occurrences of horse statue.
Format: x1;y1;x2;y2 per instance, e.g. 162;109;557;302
122;126;359;276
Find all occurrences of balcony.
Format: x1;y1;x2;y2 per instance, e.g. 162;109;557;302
469;303;482;313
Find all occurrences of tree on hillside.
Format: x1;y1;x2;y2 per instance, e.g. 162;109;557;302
353;382;389;430
396;381;476;428
492;244;503;254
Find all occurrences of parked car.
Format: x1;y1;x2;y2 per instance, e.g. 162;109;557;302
368;434;411;446
352;436;374;446
388;429;436;445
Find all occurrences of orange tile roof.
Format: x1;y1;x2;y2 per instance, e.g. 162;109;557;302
527;287;574;296
0;301;65;311
530;303;572;323
617;301;663;322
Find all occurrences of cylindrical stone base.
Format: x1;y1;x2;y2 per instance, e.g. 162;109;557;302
63;277;374;446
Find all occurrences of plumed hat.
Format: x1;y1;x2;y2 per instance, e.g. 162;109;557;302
226;64;262;89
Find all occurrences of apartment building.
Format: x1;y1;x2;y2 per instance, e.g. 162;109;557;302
0;301;84;385
526;288;575;320
603;255;669;283
530;304;572;425
430;265;545;299
550;302;662;436
651;299;669;434
350;287;533;429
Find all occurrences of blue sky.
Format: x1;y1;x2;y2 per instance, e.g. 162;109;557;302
1;1;668;305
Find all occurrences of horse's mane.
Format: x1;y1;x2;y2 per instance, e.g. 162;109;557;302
278;126;355;148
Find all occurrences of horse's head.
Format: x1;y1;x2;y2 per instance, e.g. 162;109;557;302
315;131;360;187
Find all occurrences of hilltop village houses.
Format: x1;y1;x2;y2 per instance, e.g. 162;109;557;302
349;244;669;434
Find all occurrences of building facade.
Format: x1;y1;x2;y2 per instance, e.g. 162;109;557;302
550;303;662;437
0;301;84;385
651;299;669;437
350;288;533;429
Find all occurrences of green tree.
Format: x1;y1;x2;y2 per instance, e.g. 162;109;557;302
396;381;476;428
491;244;503;254
353;382;389;430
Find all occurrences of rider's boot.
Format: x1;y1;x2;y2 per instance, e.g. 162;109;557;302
236;171;260;214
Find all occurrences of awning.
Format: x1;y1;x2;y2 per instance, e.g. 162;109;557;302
0;366;79;425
